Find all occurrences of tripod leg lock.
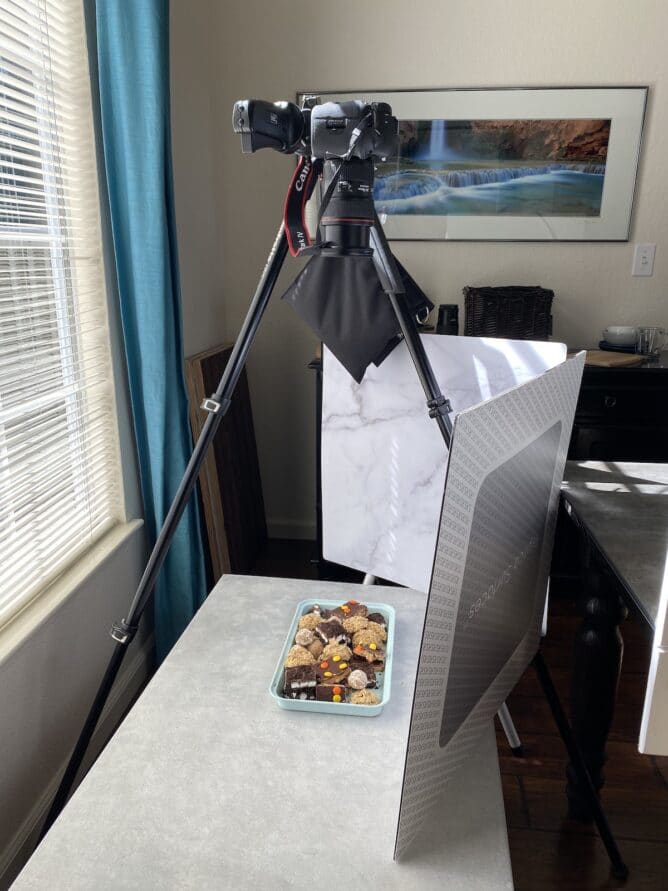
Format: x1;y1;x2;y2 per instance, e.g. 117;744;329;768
201;395;232;415
427;394;452;419
110;618;138;646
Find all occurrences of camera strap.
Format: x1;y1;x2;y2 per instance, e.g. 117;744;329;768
283;156;323;257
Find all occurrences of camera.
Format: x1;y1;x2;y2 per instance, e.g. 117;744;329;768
232;97;397;161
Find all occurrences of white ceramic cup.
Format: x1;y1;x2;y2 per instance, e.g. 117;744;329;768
602;325;638;346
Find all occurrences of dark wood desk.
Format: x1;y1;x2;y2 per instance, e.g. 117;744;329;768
569;352;668;461
560;461;668;816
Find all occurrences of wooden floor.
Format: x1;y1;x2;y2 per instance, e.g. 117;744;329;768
252;540;668;890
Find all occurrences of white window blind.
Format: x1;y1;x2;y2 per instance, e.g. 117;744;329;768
0;0;123;625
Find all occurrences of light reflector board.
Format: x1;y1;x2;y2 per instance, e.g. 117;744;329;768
395;352;585;859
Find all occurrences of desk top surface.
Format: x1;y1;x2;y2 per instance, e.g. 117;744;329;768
15;576;511;891
562;462;668;631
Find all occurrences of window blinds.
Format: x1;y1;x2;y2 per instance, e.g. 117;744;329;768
0;0;123;625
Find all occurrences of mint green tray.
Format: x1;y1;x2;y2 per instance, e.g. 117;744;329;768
269;598;395;717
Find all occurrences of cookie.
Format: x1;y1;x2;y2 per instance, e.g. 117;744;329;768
307;639;324;659
341;615;369;635
347;669;370;690
298;613;324;632
348;659;376;688
285;645;316;668
352;625;386;647
321;642;352;662
295;628;315;647
349;689;380;706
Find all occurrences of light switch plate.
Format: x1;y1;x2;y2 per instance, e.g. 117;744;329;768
632;243;656;276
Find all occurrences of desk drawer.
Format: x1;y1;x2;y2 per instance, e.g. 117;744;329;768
569;423;668;461
576;384;668;424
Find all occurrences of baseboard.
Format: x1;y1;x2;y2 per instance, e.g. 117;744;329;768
0;634;154;890
266;518;316;540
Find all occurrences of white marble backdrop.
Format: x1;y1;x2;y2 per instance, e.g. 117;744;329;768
322;335;567;592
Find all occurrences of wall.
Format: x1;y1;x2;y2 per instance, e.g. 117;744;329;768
171;0;227;358
172;0;668;538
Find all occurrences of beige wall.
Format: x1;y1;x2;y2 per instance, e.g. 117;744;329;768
172;0;668;539
171;0;227;357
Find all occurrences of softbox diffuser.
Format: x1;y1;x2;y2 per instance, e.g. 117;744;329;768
281;254;432;383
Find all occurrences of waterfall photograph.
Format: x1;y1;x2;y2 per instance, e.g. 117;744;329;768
374;118;611;217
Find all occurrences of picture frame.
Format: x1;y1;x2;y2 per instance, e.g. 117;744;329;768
298;87;648;242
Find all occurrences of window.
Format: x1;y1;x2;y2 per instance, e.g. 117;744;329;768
0;0;123;626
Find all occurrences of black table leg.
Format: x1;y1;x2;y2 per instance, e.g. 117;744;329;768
567;529;627;820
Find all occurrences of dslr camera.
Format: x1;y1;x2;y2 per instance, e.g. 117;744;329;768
232;97;397;161
233;97;398;255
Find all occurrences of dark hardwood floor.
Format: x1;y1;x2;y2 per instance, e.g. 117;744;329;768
252;539;668;889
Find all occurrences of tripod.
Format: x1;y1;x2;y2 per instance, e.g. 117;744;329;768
38;191;628;881
39;207;453;840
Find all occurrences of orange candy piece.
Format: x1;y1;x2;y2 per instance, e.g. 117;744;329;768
320;661;329;669
354;645;363;654
333;686;342;695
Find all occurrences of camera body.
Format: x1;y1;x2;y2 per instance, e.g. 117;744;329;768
233;97;397;161
310;100;396;160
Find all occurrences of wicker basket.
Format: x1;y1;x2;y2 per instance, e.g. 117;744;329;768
463;286;553;340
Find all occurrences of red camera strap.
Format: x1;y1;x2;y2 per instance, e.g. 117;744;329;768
283;156;322;257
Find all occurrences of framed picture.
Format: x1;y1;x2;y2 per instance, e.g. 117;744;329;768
298;87;647;241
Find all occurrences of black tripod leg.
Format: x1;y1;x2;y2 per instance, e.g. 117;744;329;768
369;214;453;448
532;651;629;881
39;224;290;842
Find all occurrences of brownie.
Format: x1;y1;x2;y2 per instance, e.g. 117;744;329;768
367;612;387;630
316;657;351;684
315;619;350;646
352;641;385;668
331;600;369;621
315;684;345;702
283;665;317;699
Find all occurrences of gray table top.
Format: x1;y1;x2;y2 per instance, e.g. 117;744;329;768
562;461;668;629
15;576;511;891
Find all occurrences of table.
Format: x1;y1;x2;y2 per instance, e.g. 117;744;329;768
15;576;512;890
560;462;668;812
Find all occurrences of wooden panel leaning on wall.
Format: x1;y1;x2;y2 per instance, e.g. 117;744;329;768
185;344;267;581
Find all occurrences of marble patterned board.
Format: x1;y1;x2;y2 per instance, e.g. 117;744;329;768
322;335;567;592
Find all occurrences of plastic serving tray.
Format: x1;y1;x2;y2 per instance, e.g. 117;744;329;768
269;598;395;717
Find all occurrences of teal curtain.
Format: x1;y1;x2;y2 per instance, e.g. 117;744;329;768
95;0;207;659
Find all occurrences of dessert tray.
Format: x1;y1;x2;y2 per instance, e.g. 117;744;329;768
269;598;395;716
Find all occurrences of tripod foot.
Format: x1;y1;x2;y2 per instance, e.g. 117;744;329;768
532;651;628;882
611;862;630;882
